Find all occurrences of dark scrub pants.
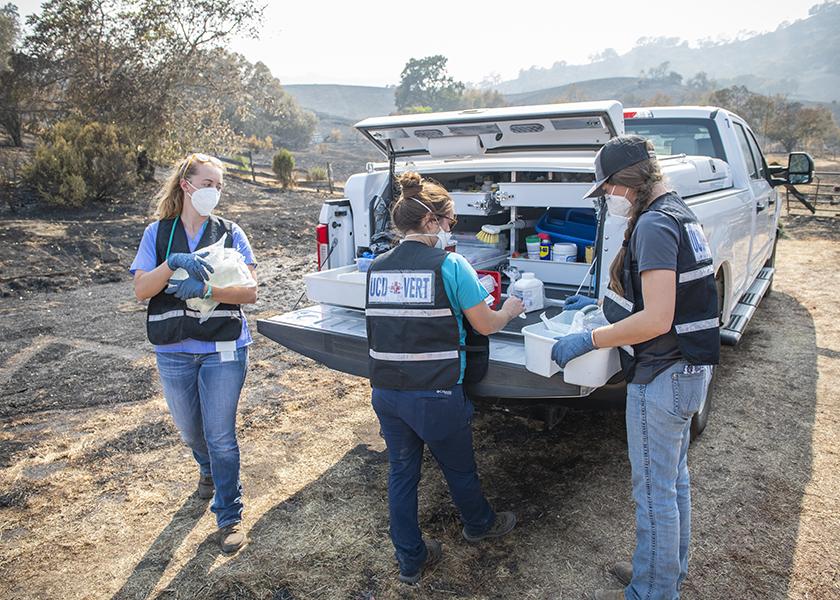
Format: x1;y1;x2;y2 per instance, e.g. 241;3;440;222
371;385;495;575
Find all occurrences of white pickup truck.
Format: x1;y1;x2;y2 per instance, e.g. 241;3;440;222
257;101;814;434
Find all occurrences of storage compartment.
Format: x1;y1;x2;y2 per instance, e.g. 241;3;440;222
496;182;595;208
522;321;621;385
535;208;596;261
509;257;594;288
305;265;366;308
450;191;504;216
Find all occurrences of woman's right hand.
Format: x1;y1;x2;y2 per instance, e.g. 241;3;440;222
563;294;597;311
501;296;525;319
167;251;214;281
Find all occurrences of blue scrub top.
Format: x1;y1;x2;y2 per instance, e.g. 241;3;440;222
440;252;490;383
130;219;257;353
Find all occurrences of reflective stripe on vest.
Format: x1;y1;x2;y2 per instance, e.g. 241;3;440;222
365;308;453;318
369;349;460;361
679;264;715;283
675;317;719;334
148;309;241;322
605;288;633;312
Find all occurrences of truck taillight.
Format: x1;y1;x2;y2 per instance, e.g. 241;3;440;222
316;224;328;271
623;111;637;119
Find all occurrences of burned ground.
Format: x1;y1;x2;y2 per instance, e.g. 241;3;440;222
0;176;838;599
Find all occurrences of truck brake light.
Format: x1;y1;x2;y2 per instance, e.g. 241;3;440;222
316;223;328;271
624;111;637;119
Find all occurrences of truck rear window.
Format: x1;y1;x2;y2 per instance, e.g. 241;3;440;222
624;118;726;161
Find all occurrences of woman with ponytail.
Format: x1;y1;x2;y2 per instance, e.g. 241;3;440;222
365;172;524;585
551;136;719;600
130;153;258;554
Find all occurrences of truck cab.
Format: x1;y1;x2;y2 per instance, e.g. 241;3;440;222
257;101;813;431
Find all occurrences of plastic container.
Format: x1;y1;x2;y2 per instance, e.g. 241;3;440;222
525;235;540;260
536;208;597;261
355;257;373;272
538;233;552;260
476;269;502;308
552;243;577;263
510;272;544;313
522;320;621;384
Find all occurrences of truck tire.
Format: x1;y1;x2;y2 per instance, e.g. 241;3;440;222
691;273;724;440
690;366;714;440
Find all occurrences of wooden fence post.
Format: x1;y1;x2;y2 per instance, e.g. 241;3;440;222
327;162;334;194
247;151;256;183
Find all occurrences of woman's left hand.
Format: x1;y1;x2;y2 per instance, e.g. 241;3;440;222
551;332;595;368
165;277;206;300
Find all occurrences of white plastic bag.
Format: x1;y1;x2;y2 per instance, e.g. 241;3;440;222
569;304;609;335
170;234;255;322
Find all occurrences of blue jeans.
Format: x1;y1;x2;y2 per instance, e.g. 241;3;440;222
156;347;249;528
371;385;495;575
625;361;711;600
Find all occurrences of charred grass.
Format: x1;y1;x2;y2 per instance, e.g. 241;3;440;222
0;189;837;599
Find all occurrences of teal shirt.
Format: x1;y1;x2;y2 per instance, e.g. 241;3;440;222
440;252;491;383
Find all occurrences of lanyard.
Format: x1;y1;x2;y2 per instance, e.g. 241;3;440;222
164;215;179;261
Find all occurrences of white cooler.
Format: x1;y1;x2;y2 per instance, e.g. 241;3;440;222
522;320;621;387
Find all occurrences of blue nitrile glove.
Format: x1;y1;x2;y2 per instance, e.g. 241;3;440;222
551;332;595;368
167;251;214;282
165;277;207;300
563;294;597;312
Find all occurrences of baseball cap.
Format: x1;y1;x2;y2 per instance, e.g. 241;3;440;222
583;135;656;198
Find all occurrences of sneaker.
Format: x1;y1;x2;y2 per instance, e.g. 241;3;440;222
462;511;517;543
197;474;214;500
610;561;632;587
398;538;442;585
592;590;625;600
219;522;246;554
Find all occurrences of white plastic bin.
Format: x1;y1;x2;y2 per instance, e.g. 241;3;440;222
522;321;621;386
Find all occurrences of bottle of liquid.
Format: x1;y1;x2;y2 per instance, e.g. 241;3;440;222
510;272;545;313
538;233;552;260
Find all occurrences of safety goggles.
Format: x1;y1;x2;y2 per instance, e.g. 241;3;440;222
436;214;458;229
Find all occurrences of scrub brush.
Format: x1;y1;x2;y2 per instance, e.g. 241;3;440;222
476;221;523;244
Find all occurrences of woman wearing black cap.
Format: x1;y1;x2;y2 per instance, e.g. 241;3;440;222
552;135;719;600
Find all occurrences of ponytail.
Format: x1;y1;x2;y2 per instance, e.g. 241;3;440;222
607;142;664;295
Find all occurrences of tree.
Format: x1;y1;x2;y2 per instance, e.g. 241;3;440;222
0;2;18;71
459;88;507;109
272;148;294;189
24;0;265;157
686;72;715;91
395;55;465;113
229;58;316;150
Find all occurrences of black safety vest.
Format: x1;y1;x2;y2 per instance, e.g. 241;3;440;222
602;192;720;381
146;216;243;345
365;242;489;390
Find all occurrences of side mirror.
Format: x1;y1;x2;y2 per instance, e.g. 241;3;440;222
787;152;814;185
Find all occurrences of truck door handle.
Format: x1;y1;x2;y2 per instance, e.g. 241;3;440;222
756;201;767;212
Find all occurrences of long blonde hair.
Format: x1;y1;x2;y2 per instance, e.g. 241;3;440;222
153;153;225;220
390;171;453;234
607;141;664;295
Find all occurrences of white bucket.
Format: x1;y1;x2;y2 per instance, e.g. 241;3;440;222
522;321;621;386
552;243;577;263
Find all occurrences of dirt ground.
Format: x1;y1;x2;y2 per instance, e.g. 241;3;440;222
0;174;838;599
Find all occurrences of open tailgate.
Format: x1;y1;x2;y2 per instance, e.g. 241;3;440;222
256;305;588;399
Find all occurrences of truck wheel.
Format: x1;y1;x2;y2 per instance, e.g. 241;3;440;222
690;366;715;440
692;274;723;440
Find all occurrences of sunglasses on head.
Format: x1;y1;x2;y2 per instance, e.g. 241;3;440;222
180;152;216;180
